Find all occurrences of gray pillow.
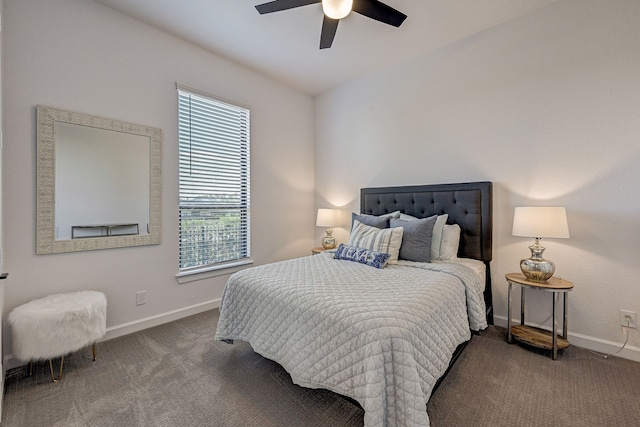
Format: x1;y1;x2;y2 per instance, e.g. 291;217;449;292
397;213;448;260
390;215;437;262
351;212;392;229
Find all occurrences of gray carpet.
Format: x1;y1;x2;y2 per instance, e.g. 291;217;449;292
3;309;639;426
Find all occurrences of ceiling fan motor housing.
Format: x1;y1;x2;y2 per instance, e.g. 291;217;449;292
255;0;407;49
322;0;353;20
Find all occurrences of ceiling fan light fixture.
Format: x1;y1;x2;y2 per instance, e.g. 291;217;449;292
322;0;353;20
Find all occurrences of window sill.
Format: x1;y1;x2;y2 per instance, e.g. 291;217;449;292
176;259;254;284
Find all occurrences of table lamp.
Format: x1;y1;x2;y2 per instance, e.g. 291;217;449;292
512;207;570;282
316;208;341;249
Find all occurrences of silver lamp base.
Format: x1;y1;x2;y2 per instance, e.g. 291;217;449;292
520;238;555;282
321;228;337;250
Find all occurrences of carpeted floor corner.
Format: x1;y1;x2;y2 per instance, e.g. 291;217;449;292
3;309;639;426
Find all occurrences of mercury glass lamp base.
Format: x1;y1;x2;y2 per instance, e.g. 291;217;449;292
520;239;555;282
321;237;336;250
520;258;555;282
321;228;337;250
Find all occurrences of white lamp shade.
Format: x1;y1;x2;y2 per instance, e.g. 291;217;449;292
322;0;353;19
512;207;570;239
316;208;342;227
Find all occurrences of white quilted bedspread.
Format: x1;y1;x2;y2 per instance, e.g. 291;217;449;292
215;252;487;427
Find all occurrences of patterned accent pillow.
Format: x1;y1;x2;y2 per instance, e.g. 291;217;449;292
334;244;391;269
348;220;404;264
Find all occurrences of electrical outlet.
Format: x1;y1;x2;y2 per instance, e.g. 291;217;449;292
136;291;147;306
619;310;637;329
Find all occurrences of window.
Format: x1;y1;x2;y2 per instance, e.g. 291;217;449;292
178;85;250;273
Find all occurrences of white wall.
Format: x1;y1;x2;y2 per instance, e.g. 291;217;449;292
315;0;640;360
2;0;315;361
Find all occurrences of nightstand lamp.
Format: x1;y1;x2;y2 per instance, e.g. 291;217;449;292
512;207;570;282
316;208;341;250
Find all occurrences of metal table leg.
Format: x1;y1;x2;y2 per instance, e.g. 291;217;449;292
507;282;513;343
563;293;569;339
552;291;558;360
520;286;525;325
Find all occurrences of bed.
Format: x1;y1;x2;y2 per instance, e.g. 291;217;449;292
215;181;493;427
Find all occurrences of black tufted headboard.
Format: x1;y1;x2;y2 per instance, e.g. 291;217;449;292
361;181;493;324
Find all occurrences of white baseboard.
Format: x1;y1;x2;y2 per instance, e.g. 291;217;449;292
6;305;635;373
5;299;221;371
102;298;220;341
493;315;640;363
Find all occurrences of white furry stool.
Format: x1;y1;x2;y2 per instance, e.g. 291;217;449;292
9;290;107;382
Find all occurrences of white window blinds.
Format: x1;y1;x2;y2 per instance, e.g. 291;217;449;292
178;86;250;272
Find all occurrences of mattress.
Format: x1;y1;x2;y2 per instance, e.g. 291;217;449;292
215;252;487;426
432;257;485;282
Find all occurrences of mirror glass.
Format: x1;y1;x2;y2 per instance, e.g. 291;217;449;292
37;106;162;254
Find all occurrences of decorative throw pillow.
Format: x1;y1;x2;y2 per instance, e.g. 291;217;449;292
394;213;448;260
439;224;461;260
348;220;404;264
430;214;449;260
390;215;437;262
398;212;418;221
334;244;391;269
351;211;400;229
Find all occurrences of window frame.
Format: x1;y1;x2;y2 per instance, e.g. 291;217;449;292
177;84;251;276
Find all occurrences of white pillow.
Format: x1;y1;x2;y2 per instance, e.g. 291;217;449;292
348;220;404;264
430;214;449;260
439;224;460;260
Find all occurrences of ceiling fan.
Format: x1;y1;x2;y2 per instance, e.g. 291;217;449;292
255;0;407;49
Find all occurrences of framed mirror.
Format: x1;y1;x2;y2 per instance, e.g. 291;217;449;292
36;105;162;254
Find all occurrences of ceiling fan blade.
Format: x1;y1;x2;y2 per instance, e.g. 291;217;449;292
255;0;321;15
352;0;407;27
320;16;339;49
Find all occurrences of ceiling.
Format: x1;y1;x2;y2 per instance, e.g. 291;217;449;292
94;0;560;95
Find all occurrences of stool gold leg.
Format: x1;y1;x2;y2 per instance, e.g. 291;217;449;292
49;360;57;383
58;356;65;381
48;356;65;382
28;361;33;377
92;343;97;361
58;356;64;380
